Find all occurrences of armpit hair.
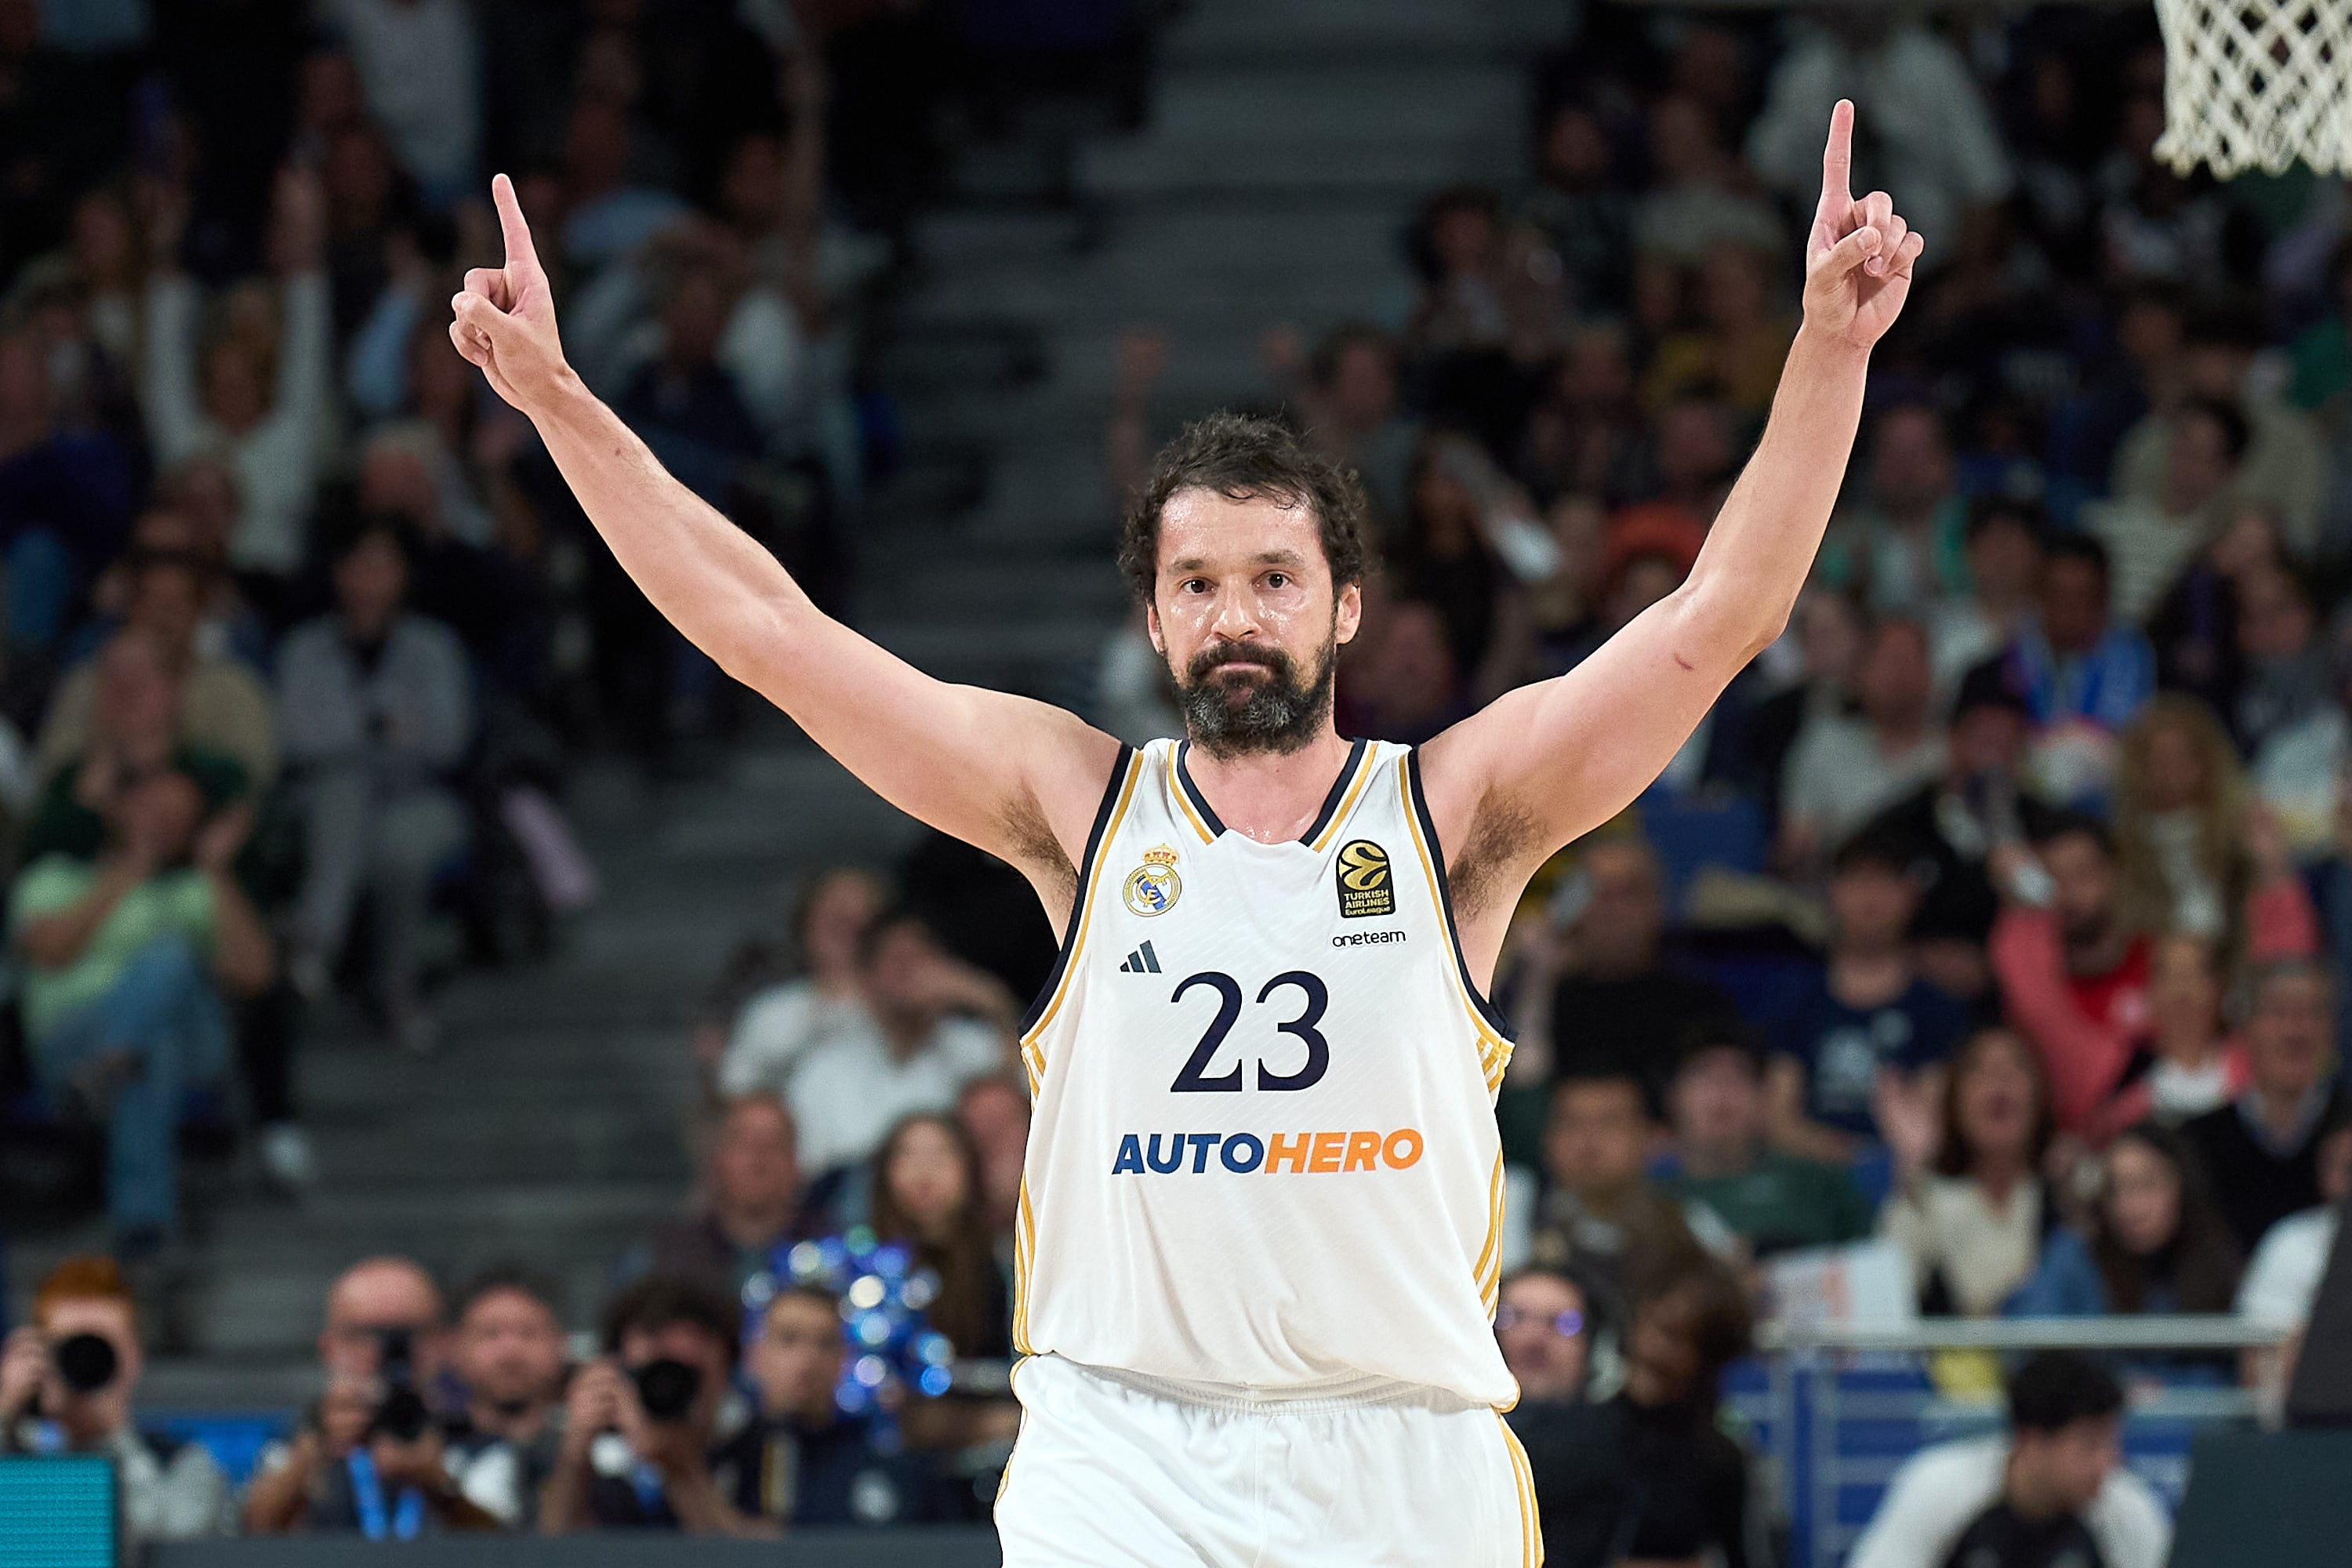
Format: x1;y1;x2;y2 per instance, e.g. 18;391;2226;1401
998;789;1079;915
1446;789;1544;927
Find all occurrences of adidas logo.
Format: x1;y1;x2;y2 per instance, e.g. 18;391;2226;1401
1118;941;1163;975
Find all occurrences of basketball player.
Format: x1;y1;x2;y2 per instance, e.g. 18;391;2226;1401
451;102;1920;1566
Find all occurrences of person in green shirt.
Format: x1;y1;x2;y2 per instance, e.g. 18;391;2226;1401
12;768;274;1256
1661;1025;1875;1258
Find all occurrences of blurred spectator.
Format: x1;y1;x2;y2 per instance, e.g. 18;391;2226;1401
1603;1264;1758;1568
1632;95;1781;264
0;328;136;650
2182;960;2350;1254
1528;1070;1718;1305
868;1112;1011;1359
1535;837;1740;1120
277;518;473;1047
1779;615;1949;866
2235;1120;2352;1390
11;767;272;1254
245;1256;496;1535
1515;324;1656;512
1404;185;1512;357
539;1275;771;1537
2085;396;2245;624
715;866;884;1098
2111;694;2318;961
442;1267;569;1531
1818;405;1967;613
1295;322;1417;532
1743;589;1864;824
1664;1026;1872;1258
36;552;278;795
1746;16;2013;267
139;166;332;586
2113;313;2325;556
0;1256;234;1542
1639;241;1793;419
324;0;481;206
783;907;1015;1178
1858;662;2060;998
1927;499;2045;701
1388;440;1532;700
1765;830;1967;1160
2009;1122;2241;1316
739;1284;953;1526
1519;103;1632;316
2087;935;2246;1142
1881;1026;2057;1316
1334;593;1464;745
1994;534;2156;781
956;1074;1030;1243
624;1091;816;1302
1497;1265;1637;1568
1849;1351;2169;1568
2144;505;2280;720
2230;563;2332;762
614;252;767;504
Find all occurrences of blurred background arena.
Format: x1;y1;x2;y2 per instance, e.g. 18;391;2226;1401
5;0;2352;1562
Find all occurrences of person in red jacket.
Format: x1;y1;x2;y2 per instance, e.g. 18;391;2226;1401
1990;815;2314;1134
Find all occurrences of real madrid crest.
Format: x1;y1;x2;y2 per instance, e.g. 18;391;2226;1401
1123;844;1182;917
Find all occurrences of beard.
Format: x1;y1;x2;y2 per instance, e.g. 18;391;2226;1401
1174;635;1335;759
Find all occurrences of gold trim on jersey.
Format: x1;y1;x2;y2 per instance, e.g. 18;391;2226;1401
1396;764;1515;1091
1022;750;1147;1075
1475;1151;1505;1315
1011;1175;1039;1355
1307;741;1381;852
1496;1412;1543;1566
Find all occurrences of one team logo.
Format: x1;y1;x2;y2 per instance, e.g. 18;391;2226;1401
1335;839;1395;918
1123;844;1183;917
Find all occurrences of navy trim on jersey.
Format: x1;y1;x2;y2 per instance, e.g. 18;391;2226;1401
1173;740;1229;837
1298;737;1370;846
1018;744;1138;1037
1403;749;1517;1041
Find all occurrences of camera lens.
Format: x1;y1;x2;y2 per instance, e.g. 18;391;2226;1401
369;1386;432;1444
630;1358;700;1423
53;1334;118;1394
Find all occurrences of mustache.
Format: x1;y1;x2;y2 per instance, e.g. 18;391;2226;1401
1185;642;1292;681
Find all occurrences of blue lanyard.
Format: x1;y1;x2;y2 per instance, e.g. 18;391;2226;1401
630;1457;668;1519
347;1450;426;1541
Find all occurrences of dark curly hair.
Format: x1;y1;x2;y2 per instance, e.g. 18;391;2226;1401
1117;412;1374;606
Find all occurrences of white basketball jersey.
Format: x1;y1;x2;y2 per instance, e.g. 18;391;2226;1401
1014;737;1519;1408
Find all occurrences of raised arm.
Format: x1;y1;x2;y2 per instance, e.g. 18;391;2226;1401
1421;102;1924;967
449;178;1120;927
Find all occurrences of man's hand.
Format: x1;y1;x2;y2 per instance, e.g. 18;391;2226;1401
0;1327;46;1423
556;1359;627;1465
368;1425;449;1492
192;801;255;877
450;176;571;416
1802;100;1926;351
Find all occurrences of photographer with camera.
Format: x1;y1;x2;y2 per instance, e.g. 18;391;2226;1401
0;1256;234;1543
244;1255;501;1535
539;1274;775;1537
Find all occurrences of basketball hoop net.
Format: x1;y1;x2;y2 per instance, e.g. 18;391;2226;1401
2156;0;2352;176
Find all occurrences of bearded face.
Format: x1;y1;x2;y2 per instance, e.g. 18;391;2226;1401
1174;632;1336;759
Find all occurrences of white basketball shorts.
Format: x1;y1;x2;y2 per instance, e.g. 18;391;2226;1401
993;1354;1541;1566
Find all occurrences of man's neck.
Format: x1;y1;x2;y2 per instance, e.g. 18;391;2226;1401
1679;1136;1759;1182
2062;922;2131;978
2252;1080;2319;1140
1181;727;1356;845
1869;710;1926;757
2002;1451;2071;1525
716;1203;791;1250
1829;946;1908;1005
468;1399;547;1445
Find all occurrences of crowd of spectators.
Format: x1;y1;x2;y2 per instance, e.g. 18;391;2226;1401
0;0;948;1272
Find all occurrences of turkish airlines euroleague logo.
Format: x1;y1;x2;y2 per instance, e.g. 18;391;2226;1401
1335;839;1395;918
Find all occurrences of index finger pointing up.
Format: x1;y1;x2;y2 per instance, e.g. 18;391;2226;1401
491;172;542;281
1820;98;1855;212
